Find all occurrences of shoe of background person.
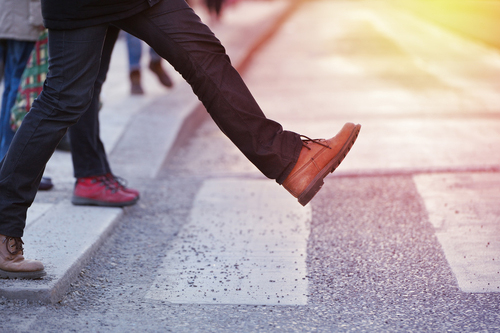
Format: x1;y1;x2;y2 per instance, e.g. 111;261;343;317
130;69;144;95
282;122;361;206
104;173;140;198
38;176;54;191
0;234;46;279
72;175;139;207
149;60;173;88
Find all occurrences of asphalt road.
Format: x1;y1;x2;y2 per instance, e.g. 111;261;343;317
1;0;500;331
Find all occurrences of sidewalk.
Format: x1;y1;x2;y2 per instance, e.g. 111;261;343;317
0;0;300;303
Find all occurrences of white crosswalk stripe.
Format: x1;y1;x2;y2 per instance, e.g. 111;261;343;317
146;178;311;305
414;173;500;292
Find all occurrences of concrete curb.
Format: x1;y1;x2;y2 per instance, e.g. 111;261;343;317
0;203;123;303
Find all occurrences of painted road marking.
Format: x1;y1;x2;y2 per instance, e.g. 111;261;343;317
146;178;311;305
414;173;500;292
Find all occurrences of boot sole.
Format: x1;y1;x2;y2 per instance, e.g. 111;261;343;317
0;268;46;279
71;195;139;207
297;124;361;206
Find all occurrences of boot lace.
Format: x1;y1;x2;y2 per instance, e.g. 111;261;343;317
300;135;331;150
3;237;24;255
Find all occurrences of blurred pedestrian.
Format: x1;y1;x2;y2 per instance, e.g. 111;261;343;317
0;0;53;191
205;0;225;23
126;33;173;95
0;54;4;79
0;0;360;279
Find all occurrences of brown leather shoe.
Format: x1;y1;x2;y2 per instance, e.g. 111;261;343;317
0;234;46;279
282;122;361;206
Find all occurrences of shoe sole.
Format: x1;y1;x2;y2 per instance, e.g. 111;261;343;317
71;195;139;208
297;124;361;206
0;268;46;279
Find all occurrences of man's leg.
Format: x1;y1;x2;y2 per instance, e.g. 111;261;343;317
117;1;360;206
68;25;139;208
116;1;303;183
0;25;108;237
70;27;118;180
0;40;47;279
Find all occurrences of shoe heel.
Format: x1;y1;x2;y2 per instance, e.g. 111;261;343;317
298;124;361;206
298;179;324;206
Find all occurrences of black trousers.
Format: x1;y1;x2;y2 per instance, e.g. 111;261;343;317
0;0;302;237
68;26;119;179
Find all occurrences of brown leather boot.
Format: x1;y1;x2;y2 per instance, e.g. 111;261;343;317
282;122;361;206
0;234;46;279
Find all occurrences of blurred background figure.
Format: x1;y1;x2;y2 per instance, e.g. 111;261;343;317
205;0;225;24
0;55;3;80
125;33;173;95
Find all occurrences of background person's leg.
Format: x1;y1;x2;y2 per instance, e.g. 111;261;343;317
126;33;142;72
0;40;35;159
126;33;144;95
0;41;4;80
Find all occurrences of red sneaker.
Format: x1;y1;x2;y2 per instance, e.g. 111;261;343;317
104;173;140;198
72;175;139;207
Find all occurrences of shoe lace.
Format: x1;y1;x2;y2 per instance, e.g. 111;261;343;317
92;175;120;193
300;135;331;150
104;174;128;191
3;237;24;255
